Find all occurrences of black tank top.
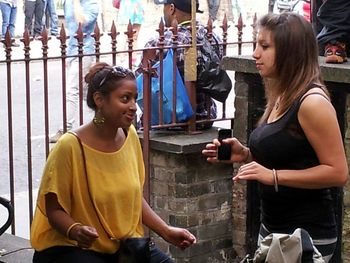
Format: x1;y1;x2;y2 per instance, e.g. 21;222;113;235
249;92;336;239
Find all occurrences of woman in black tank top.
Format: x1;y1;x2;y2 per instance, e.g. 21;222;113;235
202;12;348;262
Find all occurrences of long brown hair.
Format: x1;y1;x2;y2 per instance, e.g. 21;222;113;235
258;12;328;123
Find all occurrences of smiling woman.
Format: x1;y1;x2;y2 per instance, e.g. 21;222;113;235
30;62;197;263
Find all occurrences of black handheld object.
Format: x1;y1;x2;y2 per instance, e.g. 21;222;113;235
217;129;232;160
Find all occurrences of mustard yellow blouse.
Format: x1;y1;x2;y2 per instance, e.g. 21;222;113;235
31;125;144;253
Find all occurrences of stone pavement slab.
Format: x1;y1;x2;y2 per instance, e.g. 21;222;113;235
0;233;33;263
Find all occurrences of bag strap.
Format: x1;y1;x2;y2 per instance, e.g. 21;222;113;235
68;131;117;240
69;131;87;179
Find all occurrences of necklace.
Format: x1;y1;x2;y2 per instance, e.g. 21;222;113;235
275;98;280;110
275;91;286;111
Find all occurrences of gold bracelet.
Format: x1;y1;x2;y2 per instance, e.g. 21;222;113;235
272;169;278;192
66;222;82;239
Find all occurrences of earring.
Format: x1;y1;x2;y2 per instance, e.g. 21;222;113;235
93;109;105;127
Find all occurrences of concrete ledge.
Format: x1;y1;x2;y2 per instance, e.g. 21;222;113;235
221;55;350;84
139;128;219;154
0;234;33;263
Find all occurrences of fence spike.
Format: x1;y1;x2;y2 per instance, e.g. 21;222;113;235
76;22;84;43
93;23;102;61
41;26;49;45
109;21;119;65
236;13;246;32
3;29;12;48
235;13;246;55
125;20;135;68
221;14;228;56
109;20;119;40
157;18;165;38
93;23;102;40
58;23;68;44
222;14;228;33
126;20;134;42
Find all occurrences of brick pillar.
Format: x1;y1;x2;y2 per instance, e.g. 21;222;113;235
343;94;350;262
146;132;234;262
231;72;249;259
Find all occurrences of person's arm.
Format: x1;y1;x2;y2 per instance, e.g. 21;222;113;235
235;92;348;189
45;193;99;248
142;198;196;249
202;137;251;164
278;92;348;188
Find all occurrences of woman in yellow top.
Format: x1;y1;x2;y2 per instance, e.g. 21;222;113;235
31;63;196;262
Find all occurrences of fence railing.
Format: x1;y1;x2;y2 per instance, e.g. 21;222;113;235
0;15;257;237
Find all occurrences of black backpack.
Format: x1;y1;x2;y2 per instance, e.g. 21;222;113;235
196;35;232;102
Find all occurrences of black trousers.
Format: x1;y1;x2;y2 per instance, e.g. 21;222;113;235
317;0;350;46
33;245;174;263
24;0;45;36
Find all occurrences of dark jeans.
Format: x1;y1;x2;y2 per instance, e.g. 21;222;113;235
24;0;45;36
317;0;350;46
33;245;174;263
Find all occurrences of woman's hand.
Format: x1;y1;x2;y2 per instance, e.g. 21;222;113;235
70;225;99;249
142;198;196;249
234;161;274;186
202;137;250;164
162;226;196;250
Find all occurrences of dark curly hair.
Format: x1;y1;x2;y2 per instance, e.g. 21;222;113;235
84;62;136;110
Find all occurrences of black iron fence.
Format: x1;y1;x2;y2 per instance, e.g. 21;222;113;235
0;15;257;236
